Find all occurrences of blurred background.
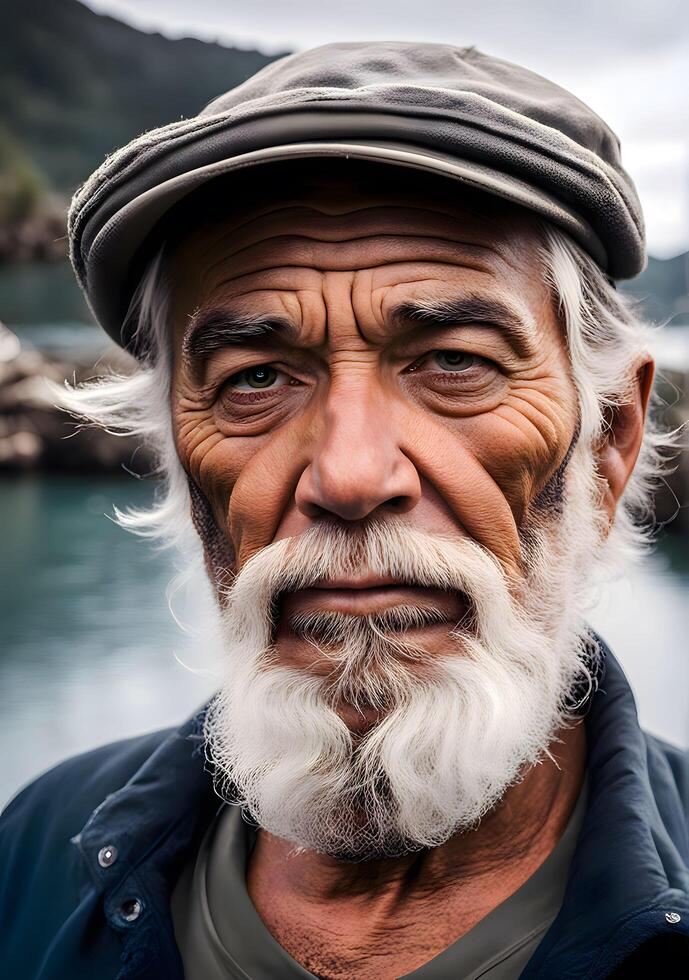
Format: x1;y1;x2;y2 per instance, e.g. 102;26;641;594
1;0;687;807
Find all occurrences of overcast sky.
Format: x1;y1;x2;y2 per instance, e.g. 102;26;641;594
85;0;689;258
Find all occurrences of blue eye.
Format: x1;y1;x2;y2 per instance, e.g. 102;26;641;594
434;351;477;371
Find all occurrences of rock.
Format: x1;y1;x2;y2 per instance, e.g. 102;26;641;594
0;339;152;472
0;429;42;466
0;206;68;264
0;374;55;410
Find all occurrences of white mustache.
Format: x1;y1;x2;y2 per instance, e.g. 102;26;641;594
223;519;517;653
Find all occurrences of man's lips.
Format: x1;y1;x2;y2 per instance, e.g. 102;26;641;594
280;582;467;619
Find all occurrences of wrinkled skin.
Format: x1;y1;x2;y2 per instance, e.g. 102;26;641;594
168;168;652;979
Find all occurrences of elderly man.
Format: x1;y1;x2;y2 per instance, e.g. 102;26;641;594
1;42;688;980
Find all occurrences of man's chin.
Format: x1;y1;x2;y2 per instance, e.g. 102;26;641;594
264;791;479;863
274;790;431;864
313;835;420;864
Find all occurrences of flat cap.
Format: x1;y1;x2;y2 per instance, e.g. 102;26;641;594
68;41;645;347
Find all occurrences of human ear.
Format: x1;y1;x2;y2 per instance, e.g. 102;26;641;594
596;357;655;523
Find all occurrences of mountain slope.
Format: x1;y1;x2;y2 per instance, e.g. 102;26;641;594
0;0;280;192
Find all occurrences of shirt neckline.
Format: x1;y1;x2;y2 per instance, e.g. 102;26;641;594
199;780;588;979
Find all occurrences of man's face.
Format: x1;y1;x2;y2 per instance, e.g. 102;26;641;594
171;171;578;631
167;168;597;856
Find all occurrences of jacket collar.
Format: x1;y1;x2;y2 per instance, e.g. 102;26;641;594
73;709;217;979
75;709;214;888
524;643;689;977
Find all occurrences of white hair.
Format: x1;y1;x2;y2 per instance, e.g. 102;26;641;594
58;224;677;574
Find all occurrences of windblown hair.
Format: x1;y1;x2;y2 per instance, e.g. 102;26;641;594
58;225;677;570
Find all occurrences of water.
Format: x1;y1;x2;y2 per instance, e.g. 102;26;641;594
1;473;688;808
0;474;216;808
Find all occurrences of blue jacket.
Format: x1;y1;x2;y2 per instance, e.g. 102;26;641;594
2;644;689;979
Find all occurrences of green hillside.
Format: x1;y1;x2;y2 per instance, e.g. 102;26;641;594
0;0;279;194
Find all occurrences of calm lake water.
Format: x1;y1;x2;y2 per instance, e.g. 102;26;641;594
1;472;688;808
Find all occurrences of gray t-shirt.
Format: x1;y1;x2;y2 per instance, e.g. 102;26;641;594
171;786;586;980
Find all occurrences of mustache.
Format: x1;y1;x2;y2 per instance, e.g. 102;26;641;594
224;519;512;629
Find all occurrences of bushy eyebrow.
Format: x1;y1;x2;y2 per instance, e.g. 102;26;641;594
183;294;537;362
388;295;537;357
182;308;297;361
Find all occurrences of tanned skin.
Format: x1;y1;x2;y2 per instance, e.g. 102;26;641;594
168;164;653;979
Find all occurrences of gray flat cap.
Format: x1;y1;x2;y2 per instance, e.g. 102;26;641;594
68;41;645;347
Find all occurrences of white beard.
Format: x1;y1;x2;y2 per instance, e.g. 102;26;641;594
204;446;604;860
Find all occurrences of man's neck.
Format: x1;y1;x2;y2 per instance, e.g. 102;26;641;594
245;722;586;979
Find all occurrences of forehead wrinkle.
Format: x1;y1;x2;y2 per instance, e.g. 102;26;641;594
192;201;511;253
199;233;499;283
202;282;322;325
207;256;498;295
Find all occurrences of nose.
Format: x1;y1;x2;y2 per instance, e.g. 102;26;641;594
295;386;421;522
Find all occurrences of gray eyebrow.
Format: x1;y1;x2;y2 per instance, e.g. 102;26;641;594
182;308;296;361
183;294;537;361
389;295;537;357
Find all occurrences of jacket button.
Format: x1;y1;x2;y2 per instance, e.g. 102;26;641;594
97;845;118;868
665;912;682;924
120;898;143;923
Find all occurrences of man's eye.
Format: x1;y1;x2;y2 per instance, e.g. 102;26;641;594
433;351;478;372
228;365;284;390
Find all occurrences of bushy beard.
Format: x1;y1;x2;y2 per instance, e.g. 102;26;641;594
204;447;604;861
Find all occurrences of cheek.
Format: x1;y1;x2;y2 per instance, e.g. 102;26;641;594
470;381;578;514
227;426;314;565
174;392;242;523
400;410;523;571
176;403;313;569
398;386;576;571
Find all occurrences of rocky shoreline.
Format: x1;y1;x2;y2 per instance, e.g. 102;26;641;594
0;325;152;472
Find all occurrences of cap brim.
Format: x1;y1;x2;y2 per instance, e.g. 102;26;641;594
86;140;607;346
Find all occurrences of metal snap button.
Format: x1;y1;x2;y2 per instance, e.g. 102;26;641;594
97;844;118;868
665;911;682;925
120;898;143;923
